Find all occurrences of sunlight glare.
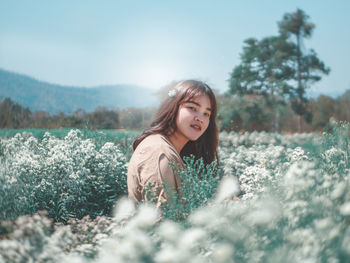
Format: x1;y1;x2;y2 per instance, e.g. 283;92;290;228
137;64;177;89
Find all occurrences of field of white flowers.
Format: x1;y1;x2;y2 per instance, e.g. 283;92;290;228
0;121;349;263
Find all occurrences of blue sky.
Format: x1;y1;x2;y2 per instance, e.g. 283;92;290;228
0;0;349;96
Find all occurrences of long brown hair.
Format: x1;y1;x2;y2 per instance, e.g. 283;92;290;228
133;80;218;165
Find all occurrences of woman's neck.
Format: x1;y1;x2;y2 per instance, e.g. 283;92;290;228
167;133;188;154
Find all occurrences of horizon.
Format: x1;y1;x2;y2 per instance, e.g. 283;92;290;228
1;1;349;97
2;67;349;100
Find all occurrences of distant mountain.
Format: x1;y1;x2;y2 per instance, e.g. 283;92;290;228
0;68;159;114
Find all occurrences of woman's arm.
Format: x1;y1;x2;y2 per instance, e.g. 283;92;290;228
156;154;179;206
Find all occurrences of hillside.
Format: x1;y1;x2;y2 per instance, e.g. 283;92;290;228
0;69;159;114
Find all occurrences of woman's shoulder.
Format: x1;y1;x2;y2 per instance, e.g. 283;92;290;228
139;133;167;146
133;134;182;163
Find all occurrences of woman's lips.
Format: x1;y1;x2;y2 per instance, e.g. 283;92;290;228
190;124;201;132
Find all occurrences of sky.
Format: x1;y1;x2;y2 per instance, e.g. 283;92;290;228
0;0;349;96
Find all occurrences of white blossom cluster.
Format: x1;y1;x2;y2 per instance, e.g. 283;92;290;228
0;127;349;262
219;141;309;200
0;212;116;262
219;130;315;148
60;159;350;263
0;130;128;221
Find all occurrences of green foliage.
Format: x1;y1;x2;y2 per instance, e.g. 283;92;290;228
227;8;330;132
218;95;272;132
119;107;156;130
0;212;114;262
1;125;350;262
229;36;294;98
0;130;128;222
228;27;295;132
0;96;157;130
216;89;350;133
308;95;338;129
145;155;223;222
278;9;330;128
0;98;31;128
319;120;350;175
0;128;139;160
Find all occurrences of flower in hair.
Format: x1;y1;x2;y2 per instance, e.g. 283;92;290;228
168;84;183;98
168;89;177;97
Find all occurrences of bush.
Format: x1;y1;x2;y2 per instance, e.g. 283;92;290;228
1;123;349;262
144;156;223;222
0;130;127;222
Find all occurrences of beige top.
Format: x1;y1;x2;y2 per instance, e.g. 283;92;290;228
127;134;184;206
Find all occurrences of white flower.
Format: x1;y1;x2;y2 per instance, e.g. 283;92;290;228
215;175;240;202
168;89;177;97
114;198;136;222
212;243;234;262
340;202;350;216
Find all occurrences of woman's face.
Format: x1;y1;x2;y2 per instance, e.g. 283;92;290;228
175;93;212;142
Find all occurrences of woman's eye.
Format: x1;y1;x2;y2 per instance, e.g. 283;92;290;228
204;112;210;117
188;106;196;111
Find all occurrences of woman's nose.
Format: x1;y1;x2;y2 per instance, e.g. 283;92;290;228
195;115;203;122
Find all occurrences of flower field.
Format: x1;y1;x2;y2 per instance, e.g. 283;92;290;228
0;122;349;262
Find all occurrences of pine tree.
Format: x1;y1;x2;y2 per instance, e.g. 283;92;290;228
278;9;330;132
229;35;295;132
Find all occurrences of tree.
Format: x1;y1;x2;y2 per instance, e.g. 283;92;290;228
335;90;350;122
88;106;120;129
309;95;335;130
119;107;156;130
228;35;295;132
278;8;330;132
219;94;273;132
0;98;31;128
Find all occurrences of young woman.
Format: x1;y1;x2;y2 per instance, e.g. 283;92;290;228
127;80;218;206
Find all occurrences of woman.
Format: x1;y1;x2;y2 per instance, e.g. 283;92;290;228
127;80;218;206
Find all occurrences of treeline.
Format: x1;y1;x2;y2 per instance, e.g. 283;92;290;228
1;91;350;132
0;97;156;130
228;9;334;133
217;90;350;133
